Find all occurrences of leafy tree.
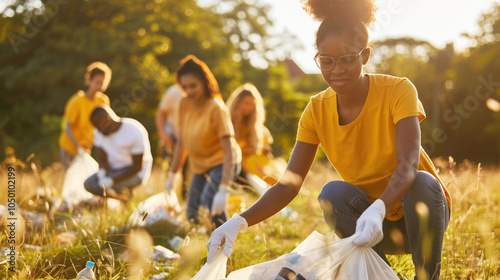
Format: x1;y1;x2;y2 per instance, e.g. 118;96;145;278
0;0;289;166
442;2;500;163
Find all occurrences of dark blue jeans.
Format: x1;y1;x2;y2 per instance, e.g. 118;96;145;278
187;163;240;228
318;171;450;280
84;168;142;196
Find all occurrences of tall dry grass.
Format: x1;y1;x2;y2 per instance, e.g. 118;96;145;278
1;152;499;279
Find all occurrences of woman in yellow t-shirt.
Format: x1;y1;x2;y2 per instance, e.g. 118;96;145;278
207;1;451;278
226;83;285;192
165;55;242;228
59;62;112;169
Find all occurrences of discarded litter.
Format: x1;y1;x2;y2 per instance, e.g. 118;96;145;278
152;245;181;262
281;207;299;221
76;261;95;280
22;210;49;230
168;236;184;252
274;267;306;280
51;231;78;244
22;244;43;251
150;272;169;280
245;173;271;196
129;192;181;231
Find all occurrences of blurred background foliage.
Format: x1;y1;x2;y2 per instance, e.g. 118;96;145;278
1;0;499;167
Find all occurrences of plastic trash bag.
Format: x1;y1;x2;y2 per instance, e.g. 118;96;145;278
61;153;98;205
246;173;271;196
192;231;399;280
191;251;227;280
226;231;399;280
242;153;285;185
128;192;181;230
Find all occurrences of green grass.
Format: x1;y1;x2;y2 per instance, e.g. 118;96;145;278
1;156;500;279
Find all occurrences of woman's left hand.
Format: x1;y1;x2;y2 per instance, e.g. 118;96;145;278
353;199;386;247
211;184;229;215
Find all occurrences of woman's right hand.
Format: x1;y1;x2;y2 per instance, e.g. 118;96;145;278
160;132;174;150
165;171;182;193
206;214;248;263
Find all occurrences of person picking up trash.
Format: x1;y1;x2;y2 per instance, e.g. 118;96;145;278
84;105;152;201
226;83;285;194
59;62;112;169
206;0;451;279
165;55;242;228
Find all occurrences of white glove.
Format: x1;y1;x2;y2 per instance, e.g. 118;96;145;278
164;171;182;193
353;199;386;248
77;147;86;156
97;169;114;189
211;185;229;215
206;214;248;263
97;169;106;181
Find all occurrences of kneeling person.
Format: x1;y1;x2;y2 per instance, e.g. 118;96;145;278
84;105;152;200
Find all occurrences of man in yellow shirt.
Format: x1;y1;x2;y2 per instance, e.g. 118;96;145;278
59;62;111;169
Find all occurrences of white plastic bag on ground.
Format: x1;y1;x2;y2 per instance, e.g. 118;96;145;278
191;251;227;280
226;231;399;280
61;153;98;204
128;192;181;230
193;231;399;280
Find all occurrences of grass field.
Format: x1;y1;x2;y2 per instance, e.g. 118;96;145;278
1;154;499;279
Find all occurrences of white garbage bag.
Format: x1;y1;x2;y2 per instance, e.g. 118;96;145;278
191;251;228;280
128;192;181;230
246;173;272;196
61;153;98;205
192;231;399;280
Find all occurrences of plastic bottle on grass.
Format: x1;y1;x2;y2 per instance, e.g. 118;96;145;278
76;261;95;280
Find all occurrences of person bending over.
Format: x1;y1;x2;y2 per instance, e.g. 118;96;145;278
59;62;111;169
206;0;451;279
165;55;242;228
84;105;152;201
226;83;284;189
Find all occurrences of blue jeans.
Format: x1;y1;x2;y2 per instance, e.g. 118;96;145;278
318;171;450;280
187;163;240;228
84;168;142;197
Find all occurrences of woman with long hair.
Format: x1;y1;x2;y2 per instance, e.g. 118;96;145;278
206;0;451;278
226;83;284;191
165;55;242;227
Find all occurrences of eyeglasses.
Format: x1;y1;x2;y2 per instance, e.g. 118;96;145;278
314;48;366;71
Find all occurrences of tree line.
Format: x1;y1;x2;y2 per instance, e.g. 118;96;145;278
1;0;499;166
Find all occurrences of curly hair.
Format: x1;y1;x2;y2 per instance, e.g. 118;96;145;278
300;0;377;48
226;83;266;154
84;61;112;91
175;55;222;101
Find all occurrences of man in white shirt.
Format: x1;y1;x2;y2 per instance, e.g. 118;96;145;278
84;105;152;200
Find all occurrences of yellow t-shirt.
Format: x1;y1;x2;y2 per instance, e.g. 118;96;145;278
59;91;110;155
297;74;451;221
236;124;273;157
236;124;253;156
179;97;241;174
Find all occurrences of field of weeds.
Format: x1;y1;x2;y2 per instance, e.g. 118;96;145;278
1;154;499;279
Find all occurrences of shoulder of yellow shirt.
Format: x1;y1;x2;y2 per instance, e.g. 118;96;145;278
309;73;410;102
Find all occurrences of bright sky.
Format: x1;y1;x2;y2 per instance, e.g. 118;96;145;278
2;0;498;73
262;0;500;73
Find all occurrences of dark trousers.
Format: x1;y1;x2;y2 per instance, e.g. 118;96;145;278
318;171;450;280
187;163;240;228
